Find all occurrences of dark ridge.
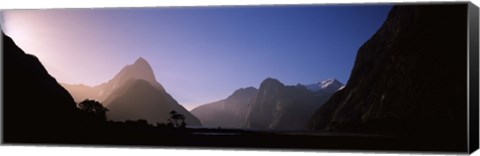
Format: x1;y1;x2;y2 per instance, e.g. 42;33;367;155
307;4;468;151
3;32;81;142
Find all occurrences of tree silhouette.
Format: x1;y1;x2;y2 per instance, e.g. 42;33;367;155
168;110;186;128
177;114;186;128
77;99;109;121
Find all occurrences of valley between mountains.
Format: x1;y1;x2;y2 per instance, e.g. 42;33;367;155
61;57;345;130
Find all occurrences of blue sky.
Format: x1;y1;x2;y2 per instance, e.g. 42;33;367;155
1;5;392;109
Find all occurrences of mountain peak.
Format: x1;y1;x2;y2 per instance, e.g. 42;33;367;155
259;77;285;90
134;57;149;66
262;77;282;84
304;78;344;93
97;56;163;102
323;78;338;83
120;57;158;87
123;57;154;77
319;78;341;87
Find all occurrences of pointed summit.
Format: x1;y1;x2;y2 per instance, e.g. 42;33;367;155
93;57;164;102
132;57;153;72
134;57;148;66
115;57;156;85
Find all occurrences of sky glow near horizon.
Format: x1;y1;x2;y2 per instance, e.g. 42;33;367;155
1;5;391;109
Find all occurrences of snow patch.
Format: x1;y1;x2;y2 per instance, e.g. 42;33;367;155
304;78;344;93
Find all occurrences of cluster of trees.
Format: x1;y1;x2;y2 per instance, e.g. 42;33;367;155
77;99;109;121
167;111;186;128
76;99;187;128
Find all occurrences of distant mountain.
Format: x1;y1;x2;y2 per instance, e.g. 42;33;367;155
191;87;258;128
70;57;200;125
97;57;165;103
304;78;345;104
3;32;80;142
106;79;201;125
61;57;164;103
191;77;343;130
307;4;468;141
61;57;200;125
243;78;342;130
61;83;101;103
305;78;345;93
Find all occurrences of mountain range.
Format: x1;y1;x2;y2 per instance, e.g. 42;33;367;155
192;77;344;130
243;78;343;130
62;54;346;129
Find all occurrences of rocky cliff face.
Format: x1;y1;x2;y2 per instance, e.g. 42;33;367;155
244;78;321;130
192;77;343;130
191;87;258;128
307;4;467;139
3;32;80;142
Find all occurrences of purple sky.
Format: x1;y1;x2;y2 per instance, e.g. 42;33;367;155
1;5;391;109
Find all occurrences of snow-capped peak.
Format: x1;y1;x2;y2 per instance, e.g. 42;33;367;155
304;78;344;93
319;78;337;89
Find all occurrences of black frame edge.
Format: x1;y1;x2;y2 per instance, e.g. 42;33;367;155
468;1;479;154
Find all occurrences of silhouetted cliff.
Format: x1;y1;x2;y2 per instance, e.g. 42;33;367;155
3;32;80;142
244;78;322;130
307;4;467;144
